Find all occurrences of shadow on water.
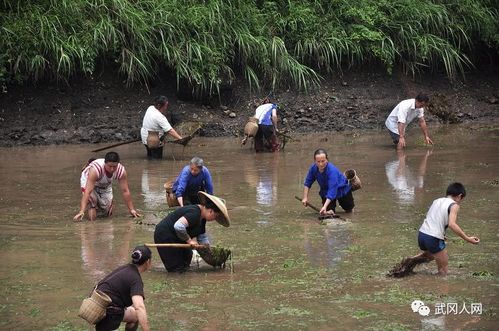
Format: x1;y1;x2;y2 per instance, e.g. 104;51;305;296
0;123;498;329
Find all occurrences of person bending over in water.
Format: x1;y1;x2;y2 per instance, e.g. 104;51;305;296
301;148;354;217
414;182;479;276
74;151;141;221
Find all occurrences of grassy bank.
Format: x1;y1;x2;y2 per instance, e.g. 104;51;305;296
1;0;498;96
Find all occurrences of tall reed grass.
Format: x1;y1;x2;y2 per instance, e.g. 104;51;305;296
1;0;497;95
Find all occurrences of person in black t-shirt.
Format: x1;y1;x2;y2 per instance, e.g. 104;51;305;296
154;191;230;272
95;245;152;331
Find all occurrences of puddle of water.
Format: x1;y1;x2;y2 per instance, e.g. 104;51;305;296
0;123;498;330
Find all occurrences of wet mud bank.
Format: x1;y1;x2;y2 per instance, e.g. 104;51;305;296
1;68;498;147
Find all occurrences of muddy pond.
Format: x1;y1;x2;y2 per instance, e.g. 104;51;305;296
0;124;498;330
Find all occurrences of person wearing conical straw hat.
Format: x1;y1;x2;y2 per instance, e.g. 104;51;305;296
154;191;230;272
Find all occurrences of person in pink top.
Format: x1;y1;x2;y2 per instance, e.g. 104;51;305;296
74;151;141;221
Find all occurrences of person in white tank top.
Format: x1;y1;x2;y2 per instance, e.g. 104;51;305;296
412;183;480;276
74;151;141;221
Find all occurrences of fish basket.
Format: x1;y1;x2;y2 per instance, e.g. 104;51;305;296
344;169;362;191
146;131;161;148
197;246;231;268
164;179;179;207
78;289;111;324
244;117;259;137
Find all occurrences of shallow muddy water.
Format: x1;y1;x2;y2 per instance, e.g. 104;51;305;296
0;124;498;330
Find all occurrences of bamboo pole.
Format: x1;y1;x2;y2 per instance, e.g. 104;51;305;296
145;243;207;249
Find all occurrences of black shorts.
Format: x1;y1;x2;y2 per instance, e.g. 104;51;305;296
322;189;355;212
95;306;124;331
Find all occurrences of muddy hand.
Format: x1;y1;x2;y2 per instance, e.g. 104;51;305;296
73;211;84;222
468;236;480;244
130;209;141;218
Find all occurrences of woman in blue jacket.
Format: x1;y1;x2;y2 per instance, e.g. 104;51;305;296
172;157;214;206
301;149;354;216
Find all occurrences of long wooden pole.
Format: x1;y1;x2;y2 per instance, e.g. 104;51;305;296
91;135;196;153
91;138;141;153
294;195;342;219
294;195;321;212
145;243;207;249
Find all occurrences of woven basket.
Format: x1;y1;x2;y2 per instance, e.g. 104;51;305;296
244;117;259;137
197;246;231;268
78;289;111;324
344;169;362;191
146;131;161;148
164;179;180;207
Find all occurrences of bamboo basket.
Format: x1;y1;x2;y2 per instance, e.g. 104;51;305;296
243;117;259;137
344;169;362;191
164;179;179;207
78;289;111;324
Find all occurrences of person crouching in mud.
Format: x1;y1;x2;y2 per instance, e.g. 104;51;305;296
153;192;230;272
94;245;152;331
301;148;355;217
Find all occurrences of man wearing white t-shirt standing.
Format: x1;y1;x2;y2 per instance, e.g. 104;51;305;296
141;96;182;159
385;93;433;149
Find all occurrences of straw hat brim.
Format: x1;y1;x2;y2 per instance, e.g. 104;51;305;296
197;191;230;227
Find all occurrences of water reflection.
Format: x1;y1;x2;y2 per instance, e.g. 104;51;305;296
141;168;166;210
79;222;133;280
385;149;431;205
254;153;279;207
302;222;350;268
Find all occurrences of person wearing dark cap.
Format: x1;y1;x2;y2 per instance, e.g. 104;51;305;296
154;191;230;272
140;96;183;159
94;245;152;331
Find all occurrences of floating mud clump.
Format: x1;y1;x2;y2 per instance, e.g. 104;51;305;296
427;93;460;124
482;179;499;186
197;246;231;268
387;255;432;278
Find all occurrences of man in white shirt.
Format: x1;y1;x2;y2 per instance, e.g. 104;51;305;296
385;94;433;149
141;96;182;159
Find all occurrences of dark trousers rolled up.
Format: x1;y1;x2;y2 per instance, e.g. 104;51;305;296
321;189;355;213
145;145;163;159
255;124;279;152
153;232;192;272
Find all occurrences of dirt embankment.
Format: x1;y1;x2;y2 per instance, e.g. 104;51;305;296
1;68;498;147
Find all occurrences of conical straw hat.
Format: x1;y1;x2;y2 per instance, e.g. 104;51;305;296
197;191;230;227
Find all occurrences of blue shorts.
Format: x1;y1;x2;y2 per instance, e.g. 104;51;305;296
418;231;446;254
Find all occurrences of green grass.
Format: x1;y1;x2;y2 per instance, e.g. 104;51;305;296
1;0;498;96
